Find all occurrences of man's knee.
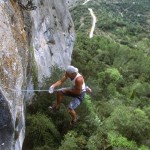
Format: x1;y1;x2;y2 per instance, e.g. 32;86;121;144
56;90;64;96
68;107;73;113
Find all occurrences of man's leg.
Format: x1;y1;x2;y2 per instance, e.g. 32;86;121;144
68;108;77;122
68;98;80;124
54;88;71;109
55;91;64;109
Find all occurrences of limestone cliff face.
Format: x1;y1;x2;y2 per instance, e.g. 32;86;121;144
30;0;75;82
0;0;75;149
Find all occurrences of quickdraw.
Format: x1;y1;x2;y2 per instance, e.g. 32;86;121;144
17;0;37;11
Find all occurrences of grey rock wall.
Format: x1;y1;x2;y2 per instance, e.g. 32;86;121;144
0;89;13;150
0;1;27;149
29;0;75;82
0;0;75;149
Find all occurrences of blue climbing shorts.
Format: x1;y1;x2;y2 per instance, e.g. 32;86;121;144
58;88;86;110
68;92;85;109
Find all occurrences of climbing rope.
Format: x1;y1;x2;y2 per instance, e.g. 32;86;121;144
2;87;49;92
11;89;49;92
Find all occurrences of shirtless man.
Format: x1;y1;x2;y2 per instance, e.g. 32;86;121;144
49;66;91;125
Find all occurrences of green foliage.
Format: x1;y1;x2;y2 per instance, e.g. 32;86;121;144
122;81;150;108
70;5;91;31
95;67;123;99
105;68;123;82
86;135;100;150
108;131;137;149
58;131;78;150
33;145;55;150
59;131;87;150
25;113;60;149
130;82;150;98
143;107;150;119
72;31;150;102
84;95;101;127
138;145;150;150
105;106;150;143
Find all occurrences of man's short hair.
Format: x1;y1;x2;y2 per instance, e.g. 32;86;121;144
66;66;78;74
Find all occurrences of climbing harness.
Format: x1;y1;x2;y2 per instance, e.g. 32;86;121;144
17;0;37;11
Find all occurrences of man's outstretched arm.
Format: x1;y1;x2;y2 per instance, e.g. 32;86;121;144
49;73;68;93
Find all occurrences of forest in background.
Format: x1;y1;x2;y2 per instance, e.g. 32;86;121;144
23;1;150;150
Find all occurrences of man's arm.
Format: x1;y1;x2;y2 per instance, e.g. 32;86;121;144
51;73;68;88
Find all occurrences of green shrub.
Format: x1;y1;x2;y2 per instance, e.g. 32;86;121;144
138;145;150;150
108;131;137;149
105;106;150;144
25;113;60;149
59;131;78;150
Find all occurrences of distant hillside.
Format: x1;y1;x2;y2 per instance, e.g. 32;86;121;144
70;0;150;54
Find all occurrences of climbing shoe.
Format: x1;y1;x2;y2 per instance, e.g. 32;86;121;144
70;117;79;126
70;119;77;126
48;105;60;112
